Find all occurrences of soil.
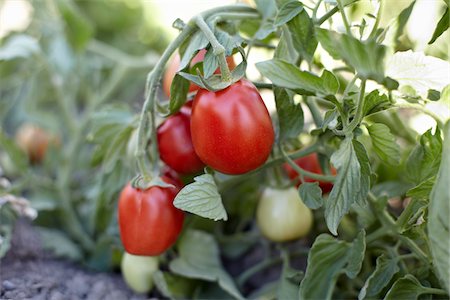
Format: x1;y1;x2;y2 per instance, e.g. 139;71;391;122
0;220;146;300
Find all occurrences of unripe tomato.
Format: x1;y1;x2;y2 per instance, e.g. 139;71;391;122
157;101;205;175
191;80;274;175
118;178;184;256
15;123;58;163
257;187;313;242
121;252;158;294
162;49;236;96
283;153;336;193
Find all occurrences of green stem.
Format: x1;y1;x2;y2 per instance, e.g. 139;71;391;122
252;82;273;89
335;78;366;135
368;0;383;39
281;148;335;182
194;16;231;82
306;97;324;126
423;288;448;296
336;0;352;36
317;5;339;25
366;225;390;244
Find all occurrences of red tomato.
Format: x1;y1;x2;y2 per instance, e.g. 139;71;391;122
161;165;184;189
283;153;336;193
162;49;236;96
118;178;184;256
157;101;205;175
191;80;274;175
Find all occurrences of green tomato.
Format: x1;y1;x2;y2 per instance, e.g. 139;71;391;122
256;187;313;242
121;252;159;294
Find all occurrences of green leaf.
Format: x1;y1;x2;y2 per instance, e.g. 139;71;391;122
179;32;209;70
256;59;339;96
396;198;427;233
352;140;371;207
286;8;317;63
358;255;399;300
254;0;277;19
274;87;304;141
405;129;442;184
429;8;449;44
174;174;228;221
298;182;323;209
325;137;363;235
274;28;297;63
169;74;190;114
406;177;435;199
0;129;28;173
367;123;401;165
169;230;243;299
386;1;415;47
0;35;40;61
362;90;391;117
277;264;303;300
153;271;197;299
428;121;450;293
384;275;438;300
345;230;366;279
427;89;441;101
274;1;303;26
316;29;386;83
299;233;365;300
56;0;93;51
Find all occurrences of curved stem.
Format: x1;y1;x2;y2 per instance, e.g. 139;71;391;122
281;148;335;182
306;97;324;126
335;78;366;135
336;0;352;36
394;102;445;129
368;0;383;39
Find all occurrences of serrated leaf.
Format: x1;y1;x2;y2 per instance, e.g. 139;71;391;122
386;51;450;97
358;255;399;300
274;1;303;26
316;28;386;83
325;137;362;235
298;182;323;209
353;140;371;207
179;32;209;70
367;123;400;165
286;8;317;63
169;230;243;299
429;7;449;44
345;230;366;279
428;121;450;293
0;35;40;61
174;174;228;221
299;233;365;300
256;59;339;96
384;275;437;300
274;87;304;141
362;90;391;116
274;28;297;63
406;177;435;199
405;129;442;185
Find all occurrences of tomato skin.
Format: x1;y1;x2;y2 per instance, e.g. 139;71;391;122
283;153;336;193
162;49;236;96
121;252;158;294
15;124;58;163
257;187;313;242
161;165;184;189
157;101;205;175
191;80;274;175
118;179;184;256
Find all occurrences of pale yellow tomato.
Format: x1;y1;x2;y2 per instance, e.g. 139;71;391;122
121;252;159;294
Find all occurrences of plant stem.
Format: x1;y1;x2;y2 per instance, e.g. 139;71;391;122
317;6;339;25
306;97;324;126
252;82;273;89
394;102;445;129
281;148;335;182
366;226;390;244
335;78;366;135
194;16;231;82
368;0;383;39
336;0;352;36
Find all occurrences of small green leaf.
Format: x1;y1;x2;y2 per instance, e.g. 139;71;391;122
169;74;190;114
367;123;401;165
286;8;317;63
274;1;303;26
427;89;441;101
316;28;386;83
179;32;209;70
406;177;435;199
345;230;366;279
153;271;197;299
429;8;449;44
174;174;228;221
277;264;303;300
169;230;243;299
274;29;297;63
396;198;427;233
274;87;304;141
298;182;323;209
325;138;362;235
256;59;338;96
384;275;438;300
405;129;442;185
352;140;371;207
358;255;399;300
428;121;450;292
362;90;391;116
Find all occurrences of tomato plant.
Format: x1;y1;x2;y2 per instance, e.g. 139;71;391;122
162;49;236;96
118;180;184;256
121;252;159;294
190;80;274;175
157;101;205;175
257;187;313;242
283;153;336;193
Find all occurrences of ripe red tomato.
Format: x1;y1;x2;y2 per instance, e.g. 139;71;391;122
283;153;336;193
118;178;184;256
157;101;205;175
160;165;184;189
191;80;274;175
162;49;236;96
